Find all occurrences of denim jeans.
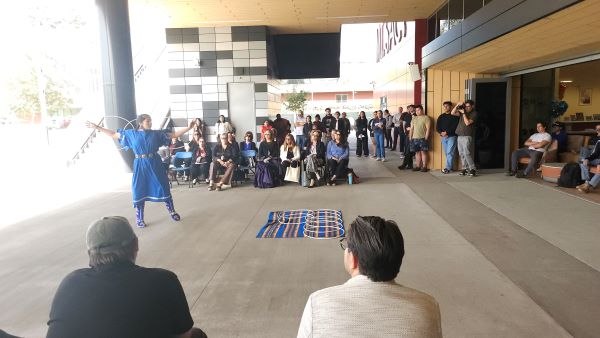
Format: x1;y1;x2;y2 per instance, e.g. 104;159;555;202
296;135;306;150
441;136;457;171
580;159;600;187
375;132;385;158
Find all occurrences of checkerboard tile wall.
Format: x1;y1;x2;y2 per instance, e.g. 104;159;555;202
166;26;271;142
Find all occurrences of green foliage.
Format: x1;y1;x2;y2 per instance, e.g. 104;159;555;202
285;91;308;112
9;65;74;121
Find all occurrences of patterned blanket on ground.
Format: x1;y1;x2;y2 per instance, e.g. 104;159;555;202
256;209;344;239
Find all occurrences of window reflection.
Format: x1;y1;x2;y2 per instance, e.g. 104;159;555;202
427;0;489;42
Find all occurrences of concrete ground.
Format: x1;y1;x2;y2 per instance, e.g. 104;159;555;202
1;148;599;338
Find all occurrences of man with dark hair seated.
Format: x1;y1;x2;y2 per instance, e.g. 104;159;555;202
297;216;442;338
507;122;552;178
46;216;207;338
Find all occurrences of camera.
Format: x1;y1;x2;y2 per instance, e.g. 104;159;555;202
456;104;465;110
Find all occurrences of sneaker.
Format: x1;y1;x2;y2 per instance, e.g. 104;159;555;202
458;169;468;176
468;169;477;177
136;220;147;228
577;183;590;193
192;178;198;185
381;158;386;162
208;183;215;191
412;167;421;172
357;154;362;158
376;158;381;161
442;168;450;174
506;171;516;176
421;168;429;172
515;171;526;178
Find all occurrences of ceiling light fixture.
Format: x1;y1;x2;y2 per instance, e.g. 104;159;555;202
315;14;389;20
559;80;573;83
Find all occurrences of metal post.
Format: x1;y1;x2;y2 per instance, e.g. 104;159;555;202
96;0;137;170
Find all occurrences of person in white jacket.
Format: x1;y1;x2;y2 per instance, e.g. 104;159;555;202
280;134;301;183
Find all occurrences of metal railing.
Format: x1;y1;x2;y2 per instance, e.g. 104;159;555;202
68;117;104;167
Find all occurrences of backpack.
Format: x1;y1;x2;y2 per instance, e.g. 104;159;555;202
557;162;583;188
254;162;280;189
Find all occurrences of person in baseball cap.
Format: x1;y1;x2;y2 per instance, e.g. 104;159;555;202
47;216;207;338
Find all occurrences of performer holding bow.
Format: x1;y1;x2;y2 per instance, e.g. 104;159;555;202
87;114;195;228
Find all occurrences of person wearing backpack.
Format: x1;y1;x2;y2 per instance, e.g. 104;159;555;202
576;126;600;193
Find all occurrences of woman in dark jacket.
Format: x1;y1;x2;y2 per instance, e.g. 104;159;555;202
355;110;369;157
303;130;326;188
303;115;313;140
208;133;239;191
239;131;258;167
255;129;282;187
190;136;212;185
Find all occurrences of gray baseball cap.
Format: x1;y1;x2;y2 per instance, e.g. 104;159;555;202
86;216;137;254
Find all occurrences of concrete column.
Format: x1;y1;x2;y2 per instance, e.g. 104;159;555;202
96;0;136;170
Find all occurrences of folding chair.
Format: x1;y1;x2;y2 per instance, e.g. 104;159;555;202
236;149;257;183
169;151;193;187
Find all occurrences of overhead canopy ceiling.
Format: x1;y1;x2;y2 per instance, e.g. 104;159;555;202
431;1;600;75
132;0;444;34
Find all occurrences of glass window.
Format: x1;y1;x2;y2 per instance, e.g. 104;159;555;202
448;0;464;30
336;94;348;103
437;3;450;35
427;14;437;42
464;0;484;18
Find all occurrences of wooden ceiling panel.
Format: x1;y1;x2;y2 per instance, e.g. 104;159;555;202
133;0;444;33
431;1;600;74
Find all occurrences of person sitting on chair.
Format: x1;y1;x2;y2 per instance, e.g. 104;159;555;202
208;133;238;191
576;125;600;193
326;129;349;186
303;130;326;188
280;134;301;183
239;131;257;167
507;122;552;178
190;136;211;185
255;129;282;188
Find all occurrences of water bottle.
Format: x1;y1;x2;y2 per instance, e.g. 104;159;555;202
348;173;353;185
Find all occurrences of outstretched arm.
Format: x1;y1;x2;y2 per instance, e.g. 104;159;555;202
86;121;120;140
168;120;196;139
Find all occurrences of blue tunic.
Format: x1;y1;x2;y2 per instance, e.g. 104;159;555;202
118;129;171;206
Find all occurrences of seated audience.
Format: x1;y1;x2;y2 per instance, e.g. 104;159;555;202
303;115;313;143
227;132;240;163
551;122;567;153
47;216;207;338
190;137;212;185
297;216;442;338
507;122;552;178
170;137;187;177
326;130;349;186
280;134;301;183
303;130;326;188
239;131;258;167
192;117;206;139
580;124;600;160
577;125;600;193
255;129;282;188
260;120;274;142
208;133;239;191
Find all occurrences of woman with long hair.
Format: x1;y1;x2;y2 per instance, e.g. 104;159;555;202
87;115;196;227
326;129;350;186
303;130;326;188
280;133;301;183
255;129;282;188
355;111;369;157
260;119;274;142
190;135;212;185
215;115;234;136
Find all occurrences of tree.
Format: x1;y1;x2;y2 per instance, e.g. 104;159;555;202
9;58;74;121
285;91;308;113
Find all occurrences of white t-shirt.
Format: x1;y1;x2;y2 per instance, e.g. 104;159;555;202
528;132;552;152
294;114;305;136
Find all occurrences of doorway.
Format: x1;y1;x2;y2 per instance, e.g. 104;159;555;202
467;78;511;169
227;83;256;140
